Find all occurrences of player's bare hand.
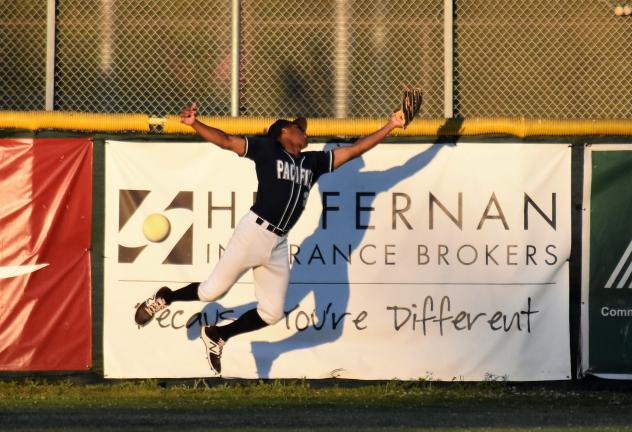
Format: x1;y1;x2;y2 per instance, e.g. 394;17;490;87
180;103;198;126
390;110;406;129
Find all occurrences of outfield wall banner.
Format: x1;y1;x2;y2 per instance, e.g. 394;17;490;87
582;144;632;378
104;141;571;380
0;138;93;370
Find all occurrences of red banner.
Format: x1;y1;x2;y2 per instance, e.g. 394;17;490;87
0;138;92;370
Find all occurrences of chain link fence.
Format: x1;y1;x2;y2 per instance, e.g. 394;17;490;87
0;1;48;111
1;0;631;119
240;0;444;118
454;0;632;118
55;0;233;116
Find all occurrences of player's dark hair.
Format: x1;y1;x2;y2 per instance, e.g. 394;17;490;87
267;117;307;140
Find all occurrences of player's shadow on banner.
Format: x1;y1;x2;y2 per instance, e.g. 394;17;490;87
248;141;446;377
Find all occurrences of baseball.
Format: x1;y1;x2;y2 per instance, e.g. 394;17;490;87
614;5;624;15
624;4;632;15
142;213;171;242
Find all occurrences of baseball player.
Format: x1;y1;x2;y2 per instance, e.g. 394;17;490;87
134;102;406;375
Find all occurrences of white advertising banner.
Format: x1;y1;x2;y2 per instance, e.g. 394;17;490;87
104;141;571;380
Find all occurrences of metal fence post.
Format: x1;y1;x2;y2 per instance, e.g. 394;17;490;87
231;0;241;117
334;0;349;119
45;0;57;111
444;0;454;118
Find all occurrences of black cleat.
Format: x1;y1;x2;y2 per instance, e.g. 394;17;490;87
200;325;225;375
134;287;172;326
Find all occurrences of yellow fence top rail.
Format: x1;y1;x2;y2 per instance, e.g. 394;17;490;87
0;111;150;133
2;111;632;138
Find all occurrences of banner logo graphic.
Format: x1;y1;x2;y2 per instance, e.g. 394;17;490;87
118;189;194;265
604;239;632;289
0;263;49;279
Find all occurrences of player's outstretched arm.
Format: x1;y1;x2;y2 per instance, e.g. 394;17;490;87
332;112;404;170
180;103;246;156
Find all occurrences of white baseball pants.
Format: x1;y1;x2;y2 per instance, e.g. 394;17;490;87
197;211;289;324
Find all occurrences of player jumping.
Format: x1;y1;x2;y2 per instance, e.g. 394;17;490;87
134;102;407;376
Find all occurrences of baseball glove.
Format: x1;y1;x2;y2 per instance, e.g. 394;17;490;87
397;87;423;128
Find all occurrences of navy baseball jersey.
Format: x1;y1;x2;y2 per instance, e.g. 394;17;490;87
243;136;334;233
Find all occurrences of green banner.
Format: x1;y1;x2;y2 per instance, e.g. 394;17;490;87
589;148;632;374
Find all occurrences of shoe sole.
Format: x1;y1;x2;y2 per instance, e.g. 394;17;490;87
134;303;154;326
134;289;170;326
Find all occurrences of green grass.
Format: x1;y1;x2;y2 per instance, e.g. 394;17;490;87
0;378;631;431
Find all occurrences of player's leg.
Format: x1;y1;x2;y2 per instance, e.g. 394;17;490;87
135;211;274;326
223;235;289;337
252;235;290;326
207;237;289;340
133;281;203;326
134;245;252;326
201;231;289;375
159;282;200;303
